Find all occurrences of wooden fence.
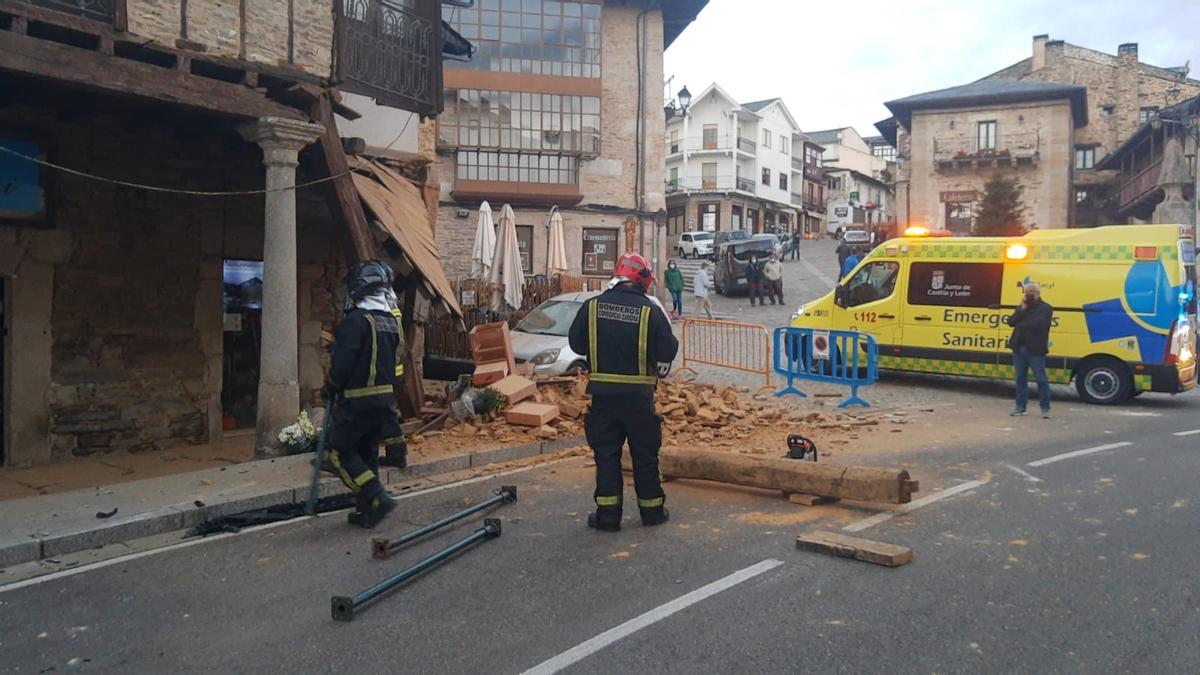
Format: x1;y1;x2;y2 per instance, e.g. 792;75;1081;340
425;275;607;360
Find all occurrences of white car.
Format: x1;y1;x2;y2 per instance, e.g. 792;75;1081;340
509;291;600;375
677;231;714;259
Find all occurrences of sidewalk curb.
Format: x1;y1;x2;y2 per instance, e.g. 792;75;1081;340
1;435;587;569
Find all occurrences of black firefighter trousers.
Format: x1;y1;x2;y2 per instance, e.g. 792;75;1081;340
329;405;399;510
584;392;666;525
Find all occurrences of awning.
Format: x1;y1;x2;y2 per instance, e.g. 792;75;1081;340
348;155;462;318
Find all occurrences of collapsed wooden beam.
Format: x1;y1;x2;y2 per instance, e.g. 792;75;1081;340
625;448;919;504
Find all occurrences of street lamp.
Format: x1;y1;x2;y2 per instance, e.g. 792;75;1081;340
677;85;692;195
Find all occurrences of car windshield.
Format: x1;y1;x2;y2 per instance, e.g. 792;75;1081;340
514;300;582;337
730;242;775;262
693;233;714;241
844;232;869;242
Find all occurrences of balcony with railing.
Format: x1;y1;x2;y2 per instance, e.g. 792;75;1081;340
791;192;803;206
803;164;824;183
335;0;445;116
933;132;1041;168
1116;158;1163;212
666;177;756;195
791;157;804;172
736;136;757;155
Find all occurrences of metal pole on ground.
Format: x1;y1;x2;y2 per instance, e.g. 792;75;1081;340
332;519;503;621
370;486;516;559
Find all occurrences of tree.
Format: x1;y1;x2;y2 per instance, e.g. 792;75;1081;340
972;173;1028;236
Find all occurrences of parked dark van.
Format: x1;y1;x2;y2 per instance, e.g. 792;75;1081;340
713;238;776;295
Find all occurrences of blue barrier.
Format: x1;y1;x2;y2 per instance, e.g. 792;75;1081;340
772;327;879;408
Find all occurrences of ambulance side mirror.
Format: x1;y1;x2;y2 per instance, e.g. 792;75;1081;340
834;286;846;308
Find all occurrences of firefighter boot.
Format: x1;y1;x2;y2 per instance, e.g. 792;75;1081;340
587;507;622;532
640;506;670;527
351;482;396;529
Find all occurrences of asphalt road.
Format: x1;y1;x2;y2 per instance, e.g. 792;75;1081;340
2;402;1197;673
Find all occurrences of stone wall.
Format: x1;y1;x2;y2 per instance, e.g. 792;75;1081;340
125;0;333;77
907;100;1074;231
0;98;339;466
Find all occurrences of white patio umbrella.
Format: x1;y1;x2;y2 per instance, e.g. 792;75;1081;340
470;201;497;280
489;204;525;312
547;207;569;276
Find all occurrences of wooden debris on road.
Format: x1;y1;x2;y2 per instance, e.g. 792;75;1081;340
786;493;837;507
795;530;913;567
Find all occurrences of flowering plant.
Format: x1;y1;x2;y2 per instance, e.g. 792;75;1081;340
278;410;319;452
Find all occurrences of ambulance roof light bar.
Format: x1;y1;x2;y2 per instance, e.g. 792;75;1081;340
1006;244;1029;260
904;226;930;237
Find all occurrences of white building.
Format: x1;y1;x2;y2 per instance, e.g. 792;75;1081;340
807;127;895;234
664;83;815;241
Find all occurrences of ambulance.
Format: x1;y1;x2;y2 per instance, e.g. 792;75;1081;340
789;224;1197;404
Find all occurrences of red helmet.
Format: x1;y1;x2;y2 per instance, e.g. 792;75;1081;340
614;252;654;291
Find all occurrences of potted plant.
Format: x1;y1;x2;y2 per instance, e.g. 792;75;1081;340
278;410;319;455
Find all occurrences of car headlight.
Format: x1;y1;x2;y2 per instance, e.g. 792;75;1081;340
530;348;561;365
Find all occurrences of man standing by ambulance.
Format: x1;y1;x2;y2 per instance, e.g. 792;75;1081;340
1006;282;1054;418
569;253;679;532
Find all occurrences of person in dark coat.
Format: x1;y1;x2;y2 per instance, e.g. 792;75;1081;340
745;255;766;306
1006;282;1054;417
836;238;852;279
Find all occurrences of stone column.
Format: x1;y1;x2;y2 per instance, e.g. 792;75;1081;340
1153;133;1193;226
238;117;324;455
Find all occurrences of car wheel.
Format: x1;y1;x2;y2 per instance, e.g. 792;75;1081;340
566;361;588;375
1074;357;1132;405
677;247;685;259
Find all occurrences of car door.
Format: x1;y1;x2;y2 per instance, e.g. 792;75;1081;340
833;259;904;349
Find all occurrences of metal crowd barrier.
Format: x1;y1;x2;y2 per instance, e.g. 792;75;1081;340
676;318;774;393
772;327;878;408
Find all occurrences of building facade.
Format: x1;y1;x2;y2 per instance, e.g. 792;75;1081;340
0;0;454;466
662;84;816;244
879;35;1200;234
808;127;894;234
432;0;707;283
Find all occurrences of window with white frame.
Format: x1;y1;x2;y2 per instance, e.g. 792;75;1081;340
977;121;997;151
762;129;772;149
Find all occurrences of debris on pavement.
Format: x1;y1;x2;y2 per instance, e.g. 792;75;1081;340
94;508;118;519
795;530;913;567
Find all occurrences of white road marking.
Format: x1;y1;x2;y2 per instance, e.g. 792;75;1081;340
0;458;574;594
1172;429;1200;437
1003;464;1043;483
1026;442;1132;468
1112;411;1161;417
521;558;784;675
842;479;988;533
798;257;836;288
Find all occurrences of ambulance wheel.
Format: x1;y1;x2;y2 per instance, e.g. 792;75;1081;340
1075;358;1132;405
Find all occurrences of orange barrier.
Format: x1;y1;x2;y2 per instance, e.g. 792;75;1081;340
676;318;774;392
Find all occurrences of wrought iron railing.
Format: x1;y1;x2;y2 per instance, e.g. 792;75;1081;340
933;132;1041;162
335;0;443;117
24;0;117;23
736;136;756;154
736;177;755;193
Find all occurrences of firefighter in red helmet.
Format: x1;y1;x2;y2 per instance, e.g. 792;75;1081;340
568;252;679;532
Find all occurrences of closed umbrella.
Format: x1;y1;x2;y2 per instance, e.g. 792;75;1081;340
547;207;568;276
489;204;525;312
471;201;497;280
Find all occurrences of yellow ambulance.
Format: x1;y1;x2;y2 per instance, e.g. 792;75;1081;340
789;224;1197;404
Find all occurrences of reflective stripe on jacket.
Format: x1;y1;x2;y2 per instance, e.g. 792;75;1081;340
567;285;679;396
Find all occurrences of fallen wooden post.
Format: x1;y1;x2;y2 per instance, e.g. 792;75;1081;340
796;530;913;567
623;448;918;504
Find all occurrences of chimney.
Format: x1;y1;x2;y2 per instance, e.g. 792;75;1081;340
1032;34;1048;71
1118;43;1139;61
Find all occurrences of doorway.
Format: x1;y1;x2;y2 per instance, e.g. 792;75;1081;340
221;260;263;431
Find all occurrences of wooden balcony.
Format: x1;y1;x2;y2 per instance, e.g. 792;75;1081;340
1116;158;1163;212
22;0;121;25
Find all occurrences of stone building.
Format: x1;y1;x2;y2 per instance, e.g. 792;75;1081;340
878;35;1200;233
433;0;708;283
661;84;807;245
0;0;460;466
807;127;894;234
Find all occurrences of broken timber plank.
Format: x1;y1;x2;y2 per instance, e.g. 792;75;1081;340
795;530;913;567
623;448;918;504
786;493;837;507
308;92;376;263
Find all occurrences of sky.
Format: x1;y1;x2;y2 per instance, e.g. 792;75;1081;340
663;0;1200;138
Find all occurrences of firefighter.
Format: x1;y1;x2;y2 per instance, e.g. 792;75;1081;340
568;252;680;532
323;260;405;528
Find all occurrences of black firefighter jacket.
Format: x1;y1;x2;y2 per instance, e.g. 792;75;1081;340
329;308;405;411
568;285;679;397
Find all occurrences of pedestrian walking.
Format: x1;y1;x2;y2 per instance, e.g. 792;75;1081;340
763;253;784;305
693;262;714;319
323;261;405;529
1006;282;1054;418
836;237;852;279
790;231;801;261
746;255;766;306
663;259;685;319
568;253;680;532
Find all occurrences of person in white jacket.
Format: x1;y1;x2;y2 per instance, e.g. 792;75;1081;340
693;262;714;319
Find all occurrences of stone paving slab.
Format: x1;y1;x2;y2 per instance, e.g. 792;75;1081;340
0;436;586;569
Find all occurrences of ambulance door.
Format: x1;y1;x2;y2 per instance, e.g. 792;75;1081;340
904;262;1007;373
833;259;904;349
